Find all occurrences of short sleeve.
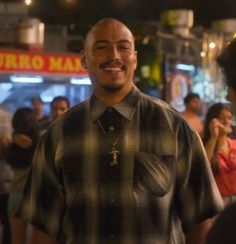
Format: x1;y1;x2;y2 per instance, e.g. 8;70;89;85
175;123;224;233
17;129;65;237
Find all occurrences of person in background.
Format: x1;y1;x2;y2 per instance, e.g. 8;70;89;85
6;107;40;244
18;18;223;244
0;106;13;244
6;96;70;243
31;96;48;122
218;39;236;112
50;96;70;122
181;92;204;137
13;96;49;149
203;103;236;206
10;98;43;154
31;96;50;131
205;39;236;244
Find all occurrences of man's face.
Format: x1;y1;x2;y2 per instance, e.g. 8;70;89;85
190;97;202;115
32;100;43;115
51;101;69;121
82;20;137;94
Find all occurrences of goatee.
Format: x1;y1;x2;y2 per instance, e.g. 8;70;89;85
103;84;123;92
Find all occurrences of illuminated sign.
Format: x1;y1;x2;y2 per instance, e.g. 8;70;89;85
0;49;88;77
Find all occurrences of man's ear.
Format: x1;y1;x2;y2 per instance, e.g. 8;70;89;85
80;50;87;69
133;50;138;70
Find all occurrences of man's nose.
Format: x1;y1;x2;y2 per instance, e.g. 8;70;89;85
109;46;120;58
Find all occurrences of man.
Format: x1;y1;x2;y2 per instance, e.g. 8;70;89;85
181;93;203;137
18;18;223;244
31;97;48;122
205;38;236;244
50;96;70;122
31;96;50;131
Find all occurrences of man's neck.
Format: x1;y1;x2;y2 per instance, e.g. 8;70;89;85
183;110;198;117
94;86;133;106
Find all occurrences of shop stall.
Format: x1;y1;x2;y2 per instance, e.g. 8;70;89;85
0;48;91;114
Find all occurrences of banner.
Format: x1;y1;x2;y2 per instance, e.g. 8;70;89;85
0;49;88;77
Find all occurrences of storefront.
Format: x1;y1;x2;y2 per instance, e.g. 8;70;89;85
0;49;91;114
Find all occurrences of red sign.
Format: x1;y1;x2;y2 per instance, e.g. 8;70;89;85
0;49;88;77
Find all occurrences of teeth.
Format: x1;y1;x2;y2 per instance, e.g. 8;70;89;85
103;67;121;71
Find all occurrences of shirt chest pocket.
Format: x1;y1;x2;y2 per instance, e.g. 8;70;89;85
133;152;176;197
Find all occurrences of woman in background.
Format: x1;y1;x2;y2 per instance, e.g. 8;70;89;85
6;107;39;244
205;37;236;244
203;102;236;206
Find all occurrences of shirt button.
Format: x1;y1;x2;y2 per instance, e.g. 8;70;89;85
108;108;114;113
109;126;115;131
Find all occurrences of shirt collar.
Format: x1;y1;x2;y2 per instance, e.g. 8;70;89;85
90;86;140;122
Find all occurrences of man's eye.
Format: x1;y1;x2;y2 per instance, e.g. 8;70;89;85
95;45;107;49
119;45;130;50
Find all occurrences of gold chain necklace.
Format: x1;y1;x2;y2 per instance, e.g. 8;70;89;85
97;119;120;166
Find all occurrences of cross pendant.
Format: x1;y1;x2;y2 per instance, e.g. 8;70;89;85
109;146;120;166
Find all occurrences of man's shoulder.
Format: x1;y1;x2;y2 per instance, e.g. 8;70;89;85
139;91;181;117
139;91;166;106
54;99;90;129
64;99;90;116
138;92;190;134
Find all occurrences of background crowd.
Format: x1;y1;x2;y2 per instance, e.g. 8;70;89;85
0;95;70;244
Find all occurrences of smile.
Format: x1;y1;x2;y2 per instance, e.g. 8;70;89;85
103;67;122;72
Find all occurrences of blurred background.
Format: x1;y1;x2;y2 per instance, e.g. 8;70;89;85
0;0;236;115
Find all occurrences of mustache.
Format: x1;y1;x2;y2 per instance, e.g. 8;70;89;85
99;60;126;69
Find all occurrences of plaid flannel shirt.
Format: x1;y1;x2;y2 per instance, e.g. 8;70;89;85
18;86;223;244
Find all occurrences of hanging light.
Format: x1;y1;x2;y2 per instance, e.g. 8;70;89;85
70;77;91;85
25;0;32;6
10;75;43;83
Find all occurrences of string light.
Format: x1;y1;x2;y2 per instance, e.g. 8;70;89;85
209;42;216;49
200;51;206;58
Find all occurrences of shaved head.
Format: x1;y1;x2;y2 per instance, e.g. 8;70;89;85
84;18;135;51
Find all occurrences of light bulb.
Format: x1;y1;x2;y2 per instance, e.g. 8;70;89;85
25;0;32;6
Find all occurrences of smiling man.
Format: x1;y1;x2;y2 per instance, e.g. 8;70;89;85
82;18;137;104
18;18;223;244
